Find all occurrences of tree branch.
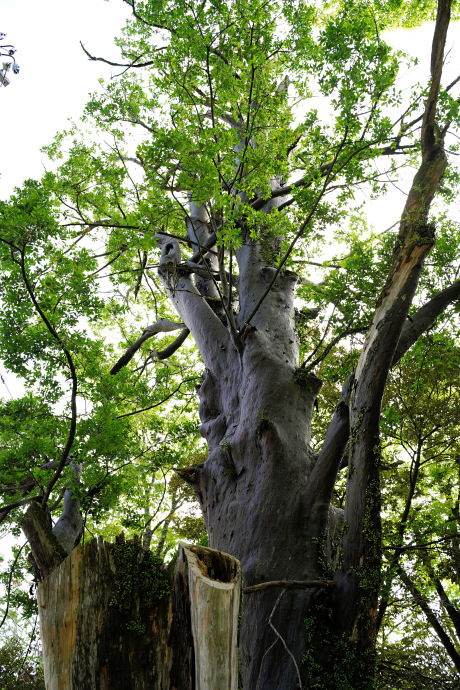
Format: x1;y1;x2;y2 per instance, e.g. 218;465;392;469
150;327;190;361
123;0;178;34
302;374;354;518
1;456;74;498
376;436;422;633
302;327;368;372
393;279;460;365
0;543;26;629
20;502;68;581
18;251;78;508
422;0;452;157
80;42;164;69
432;576;460;640
243;579;335;593
115;377;199;419
0;497;37;524
398;565;460;672
110;319;186;375
158;238;230;374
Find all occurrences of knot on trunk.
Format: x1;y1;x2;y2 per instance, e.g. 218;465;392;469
175;464;204;487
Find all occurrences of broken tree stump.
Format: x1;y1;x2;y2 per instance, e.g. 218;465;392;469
36;537;241;689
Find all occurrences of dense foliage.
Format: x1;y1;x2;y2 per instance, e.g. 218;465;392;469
0;634;44;690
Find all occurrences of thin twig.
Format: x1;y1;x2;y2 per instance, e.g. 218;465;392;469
256;588;304;690
0;497;37;522
115;376;199;418
0;543;26;629
244;579;335;593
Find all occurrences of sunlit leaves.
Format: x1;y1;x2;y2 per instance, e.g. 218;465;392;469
378;333;460;682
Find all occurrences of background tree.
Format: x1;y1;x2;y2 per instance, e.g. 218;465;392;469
376;331;460;686
0;31;19;88
0;634;45;690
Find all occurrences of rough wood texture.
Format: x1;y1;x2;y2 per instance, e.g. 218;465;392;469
183;544;241;690
37;537;241;689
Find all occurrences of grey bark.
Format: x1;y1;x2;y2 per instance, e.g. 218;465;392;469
52;463;84;555
52;489;83;555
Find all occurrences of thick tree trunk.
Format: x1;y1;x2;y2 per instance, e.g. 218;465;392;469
160;236;341;688
35;535;241;689
191;339;345;689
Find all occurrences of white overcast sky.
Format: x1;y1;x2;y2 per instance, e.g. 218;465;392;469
0;0;131;200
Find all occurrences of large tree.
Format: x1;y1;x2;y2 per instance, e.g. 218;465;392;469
2;0;460;687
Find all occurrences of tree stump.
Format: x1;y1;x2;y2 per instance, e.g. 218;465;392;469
36;537;241;689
